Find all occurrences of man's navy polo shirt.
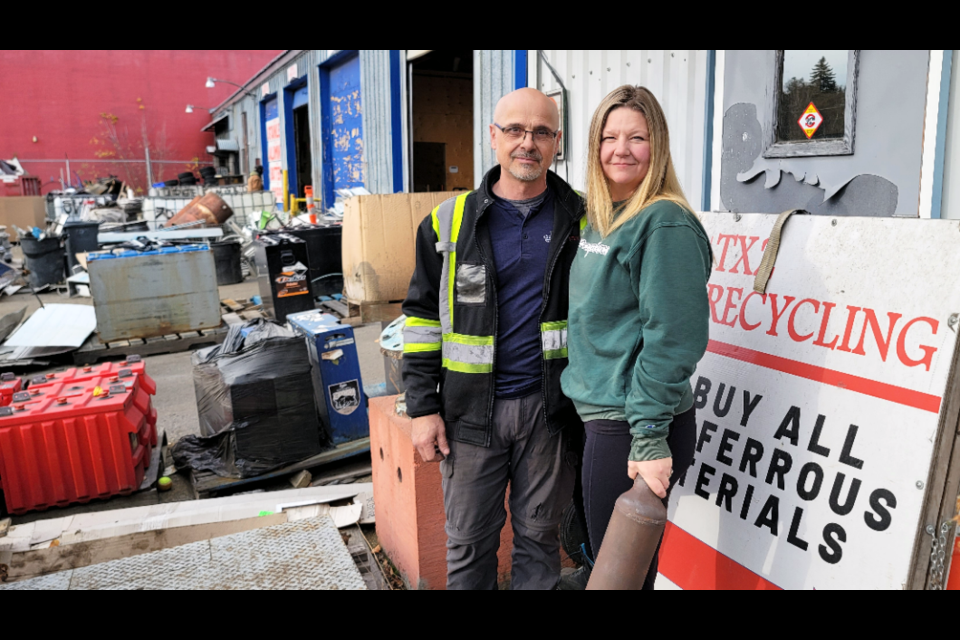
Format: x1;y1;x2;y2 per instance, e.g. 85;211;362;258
487;187;555;399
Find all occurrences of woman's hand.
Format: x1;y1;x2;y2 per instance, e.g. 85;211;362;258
627;457;673;499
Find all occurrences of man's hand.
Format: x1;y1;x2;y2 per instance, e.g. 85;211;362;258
412;414;449;462
627;457;673;499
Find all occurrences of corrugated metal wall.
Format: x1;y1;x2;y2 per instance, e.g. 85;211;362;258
529;50;710;208
212;93;260;178
216;50;399;207
236;94;260;172
934;50;958;219
256;50;328;202
215;51;331;205
212;50;537;204
474;50;515;185
361;50;396;195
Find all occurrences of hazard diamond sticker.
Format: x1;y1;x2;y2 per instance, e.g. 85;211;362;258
798;102;823;139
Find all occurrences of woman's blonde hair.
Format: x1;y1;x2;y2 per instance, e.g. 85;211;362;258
586;85;693;237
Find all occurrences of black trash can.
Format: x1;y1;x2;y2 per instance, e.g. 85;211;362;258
62;220;100;274
280;224;343;297
20;236;65;288
212;240;243;285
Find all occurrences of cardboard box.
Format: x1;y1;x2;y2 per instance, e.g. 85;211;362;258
0;197;46;241
342;191;460;304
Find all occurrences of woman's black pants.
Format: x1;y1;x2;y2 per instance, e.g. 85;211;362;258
582;407;697;590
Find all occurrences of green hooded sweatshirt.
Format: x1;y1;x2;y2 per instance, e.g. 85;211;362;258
560;200;712;462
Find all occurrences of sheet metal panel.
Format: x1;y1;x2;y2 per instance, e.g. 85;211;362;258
940;50;960;220
88;248;221;342
1;515;366;590
530;50;709;207
474;50;515;185
5;304;96;348
360;50;396;196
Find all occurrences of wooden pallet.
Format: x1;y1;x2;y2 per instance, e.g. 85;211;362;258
330;299;403;325
319;299;350;318
72;325;229;365
189;437;371;499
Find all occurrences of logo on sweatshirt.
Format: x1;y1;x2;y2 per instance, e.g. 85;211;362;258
579;239;610;256
544;233;552;243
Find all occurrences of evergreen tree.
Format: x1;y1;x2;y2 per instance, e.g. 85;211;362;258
810;57;838;93
784;76;806;95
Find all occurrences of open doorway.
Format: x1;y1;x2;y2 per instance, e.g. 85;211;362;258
293;103;312;209
285;82;312;210
408;50;474;192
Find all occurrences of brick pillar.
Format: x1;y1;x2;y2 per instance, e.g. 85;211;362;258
370;395;513;589
370;395;574;590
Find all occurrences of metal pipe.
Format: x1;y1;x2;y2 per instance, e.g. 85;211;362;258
165;220;205;231
144;146;153;186
586;477;667;590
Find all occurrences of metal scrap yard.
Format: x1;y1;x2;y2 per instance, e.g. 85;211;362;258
4;49;960;591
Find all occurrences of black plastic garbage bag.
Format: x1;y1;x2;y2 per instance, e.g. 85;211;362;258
173;319;326;479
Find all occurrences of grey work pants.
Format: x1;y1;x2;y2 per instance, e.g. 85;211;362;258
440;393;576;590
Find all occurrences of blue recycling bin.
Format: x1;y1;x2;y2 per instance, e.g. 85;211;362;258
287;310;369;445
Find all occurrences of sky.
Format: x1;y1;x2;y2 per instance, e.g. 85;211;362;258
782;50;848;89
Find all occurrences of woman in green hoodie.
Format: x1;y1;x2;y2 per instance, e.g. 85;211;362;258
560;85;712;589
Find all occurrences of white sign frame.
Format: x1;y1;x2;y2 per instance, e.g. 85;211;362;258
659;212;960;590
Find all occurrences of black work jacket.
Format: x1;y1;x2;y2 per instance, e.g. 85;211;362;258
401;166;584;446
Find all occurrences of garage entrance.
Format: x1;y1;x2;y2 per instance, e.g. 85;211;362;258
408;50;474;192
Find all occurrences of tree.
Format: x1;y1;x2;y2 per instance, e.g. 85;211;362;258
88;98;172;193
783;76;807;95
810;57;838;93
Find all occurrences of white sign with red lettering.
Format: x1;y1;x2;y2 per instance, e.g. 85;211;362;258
658;212;960;590
266;116;283;204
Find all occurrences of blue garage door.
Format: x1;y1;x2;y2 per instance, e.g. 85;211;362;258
322;54;364;207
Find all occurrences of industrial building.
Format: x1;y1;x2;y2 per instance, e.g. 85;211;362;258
206;49;960;223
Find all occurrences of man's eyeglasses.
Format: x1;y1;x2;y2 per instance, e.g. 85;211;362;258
495;123;558;143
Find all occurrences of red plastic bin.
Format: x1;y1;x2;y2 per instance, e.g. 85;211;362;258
0;379;152;515
30;355;155;395
64;373;158;448
0;373;22;406
29;357;158;448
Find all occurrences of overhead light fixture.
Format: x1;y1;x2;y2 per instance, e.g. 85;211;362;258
185;105;194;113
205;77;216;89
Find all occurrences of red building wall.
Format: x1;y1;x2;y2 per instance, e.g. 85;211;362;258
0;50;282;193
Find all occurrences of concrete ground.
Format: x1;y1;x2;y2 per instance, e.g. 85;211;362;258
1;262;388;523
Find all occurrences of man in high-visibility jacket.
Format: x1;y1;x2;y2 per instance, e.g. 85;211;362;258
402;88;585;589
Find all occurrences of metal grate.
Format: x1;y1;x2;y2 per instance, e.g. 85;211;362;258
142;186;275;229
2;515;366;591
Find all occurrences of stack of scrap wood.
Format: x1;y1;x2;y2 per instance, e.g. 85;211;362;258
219;297;264;324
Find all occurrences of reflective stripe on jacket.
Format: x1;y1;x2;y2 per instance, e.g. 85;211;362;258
401;166;584;447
